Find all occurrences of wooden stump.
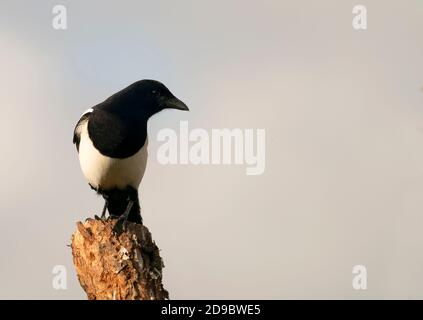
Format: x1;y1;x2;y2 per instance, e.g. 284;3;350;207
71;218;168;300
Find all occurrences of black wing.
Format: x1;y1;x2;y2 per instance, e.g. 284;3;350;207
73;110;92;152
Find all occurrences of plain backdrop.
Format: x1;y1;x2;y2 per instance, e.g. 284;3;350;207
0;0;423;299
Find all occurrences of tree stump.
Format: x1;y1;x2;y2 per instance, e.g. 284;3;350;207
71;218;168;300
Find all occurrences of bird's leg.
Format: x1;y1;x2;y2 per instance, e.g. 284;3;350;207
112;200;134;234
96;192;109;220
101;200;108;219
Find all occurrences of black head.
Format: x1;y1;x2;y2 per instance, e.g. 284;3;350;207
121;79;189;116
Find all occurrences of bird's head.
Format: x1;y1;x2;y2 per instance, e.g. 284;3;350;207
127;79;189;116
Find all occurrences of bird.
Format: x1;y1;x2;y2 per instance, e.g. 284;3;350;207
73;79;189;233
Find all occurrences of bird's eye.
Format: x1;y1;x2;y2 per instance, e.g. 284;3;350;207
152;90;157;94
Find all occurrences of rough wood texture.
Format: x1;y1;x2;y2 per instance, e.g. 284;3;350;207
71;218;168;300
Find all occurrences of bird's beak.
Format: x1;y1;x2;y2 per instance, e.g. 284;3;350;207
164;97;189;111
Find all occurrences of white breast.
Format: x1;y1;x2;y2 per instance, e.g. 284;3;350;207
77;121;148;190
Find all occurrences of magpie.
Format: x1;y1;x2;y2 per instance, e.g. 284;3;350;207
73;80;189;232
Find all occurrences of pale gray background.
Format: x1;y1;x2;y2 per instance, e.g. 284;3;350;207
0;0;422;299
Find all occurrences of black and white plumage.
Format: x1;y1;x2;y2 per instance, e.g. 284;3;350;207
73;79;188;231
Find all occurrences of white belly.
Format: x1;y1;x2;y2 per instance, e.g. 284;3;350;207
78;121;148;190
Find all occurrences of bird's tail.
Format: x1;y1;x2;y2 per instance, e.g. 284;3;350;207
103;187;142;224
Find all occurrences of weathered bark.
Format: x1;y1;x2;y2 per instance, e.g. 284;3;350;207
71;218;168;300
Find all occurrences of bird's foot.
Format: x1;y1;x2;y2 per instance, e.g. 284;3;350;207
112;218;127;235
111;200;134;235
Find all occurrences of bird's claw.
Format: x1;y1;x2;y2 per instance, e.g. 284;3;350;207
112;219;127;235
